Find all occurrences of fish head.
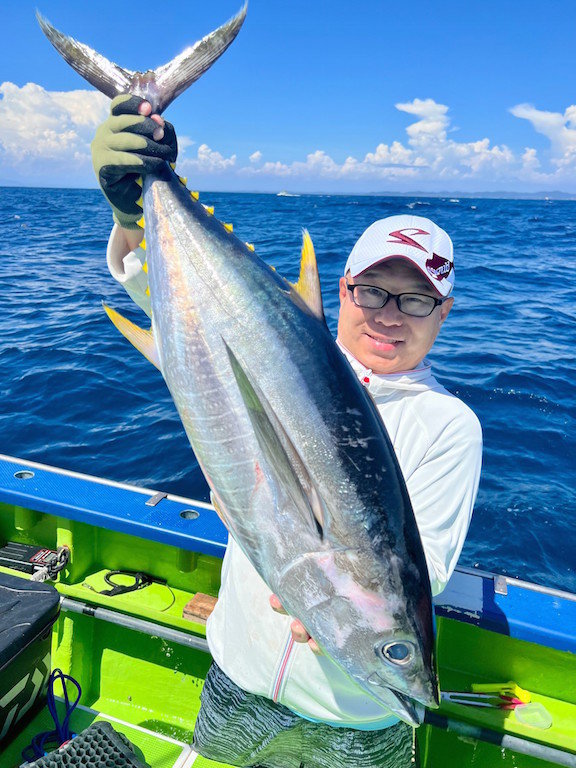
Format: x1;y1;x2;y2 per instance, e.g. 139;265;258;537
341;582;438;716
368;623;439;716
279;548;438;724
344;549;439;712
369;572;439;713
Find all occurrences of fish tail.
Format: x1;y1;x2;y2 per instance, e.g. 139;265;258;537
36;5;247;113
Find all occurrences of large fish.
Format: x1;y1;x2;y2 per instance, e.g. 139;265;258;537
39;8;439;725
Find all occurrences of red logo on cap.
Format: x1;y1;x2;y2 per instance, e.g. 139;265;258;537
387;228;429;252
426;253;452;281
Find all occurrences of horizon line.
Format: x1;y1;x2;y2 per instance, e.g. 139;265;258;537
1;183;576;202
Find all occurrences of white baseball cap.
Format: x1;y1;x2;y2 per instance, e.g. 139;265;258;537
344;214;455;297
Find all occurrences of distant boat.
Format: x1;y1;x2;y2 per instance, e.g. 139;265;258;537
277;191;300;197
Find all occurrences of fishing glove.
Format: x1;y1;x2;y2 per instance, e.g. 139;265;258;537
91;94;178;229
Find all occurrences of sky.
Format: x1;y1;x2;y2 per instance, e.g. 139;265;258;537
2;0;576;194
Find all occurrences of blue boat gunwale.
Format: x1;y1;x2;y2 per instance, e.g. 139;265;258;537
0;453;227;558
1;453;575;655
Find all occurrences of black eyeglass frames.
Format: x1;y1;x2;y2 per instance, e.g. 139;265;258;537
346;282;445;318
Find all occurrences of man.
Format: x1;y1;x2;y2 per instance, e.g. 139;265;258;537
92;96;482;768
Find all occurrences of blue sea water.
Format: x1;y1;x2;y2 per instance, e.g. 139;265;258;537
1;187;574;593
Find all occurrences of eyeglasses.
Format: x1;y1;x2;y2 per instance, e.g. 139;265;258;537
346;282;445;318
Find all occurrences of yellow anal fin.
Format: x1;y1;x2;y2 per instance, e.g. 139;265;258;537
141;261;148;274
140;237;146;251
103;303;160;371
137;215;145;229
289;230;324;320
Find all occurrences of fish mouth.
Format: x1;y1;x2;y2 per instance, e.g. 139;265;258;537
391;691;425;727
384;688;423;727
366;673;428;726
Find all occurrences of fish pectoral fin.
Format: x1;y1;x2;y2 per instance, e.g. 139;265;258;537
289;230;325;322
224;341;327;539
103;303;161;371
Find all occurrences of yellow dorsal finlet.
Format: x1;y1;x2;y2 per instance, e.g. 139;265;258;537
102;303;160;371
223;222;233;233
245;242;255;251
203;205;214;216
169;163;176;171
136;176;143;188
135;195;143;208
289;230;324;321
178;176;188;186
190;191;200;200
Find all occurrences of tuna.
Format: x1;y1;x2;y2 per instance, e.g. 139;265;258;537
39;8;439;725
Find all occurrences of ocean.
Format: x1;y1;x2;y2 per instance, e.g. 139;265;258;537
1;187;574;593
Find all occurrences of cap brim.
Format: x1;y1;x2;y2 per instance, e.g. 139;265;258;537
349;255;452;297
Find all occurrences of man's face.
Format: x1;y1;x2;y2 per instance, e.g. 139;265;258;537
337;259;453;375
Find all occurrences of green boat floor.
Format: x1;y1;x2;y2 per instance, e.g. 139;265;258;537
418;723;561;768
60;570;210;638
436;670;576;756
0;699;236;768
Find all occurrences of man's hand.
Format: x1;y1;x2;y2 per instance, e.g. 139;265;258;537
269;594;322;654
91;94;177;230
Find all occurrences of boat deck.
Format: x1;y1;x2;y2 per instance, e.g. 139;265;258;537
1;454;575;767
2;699;231;768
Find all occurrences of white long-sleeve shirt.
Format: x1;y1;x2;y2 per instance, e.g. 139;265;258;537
107;226;482;729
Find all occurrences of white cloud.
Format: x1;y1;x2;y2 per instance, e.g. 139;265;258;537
0;82;109;183
3;80;576;191
238;99;518;186
521;147;540;172
251;160;291;176
177;135;195;155
181;143;236;174
510;102;576;168
397;98;450;147
364;141;421;168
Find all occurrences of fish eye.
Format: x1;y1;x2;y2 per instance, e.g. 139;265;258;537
377;641;414;666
